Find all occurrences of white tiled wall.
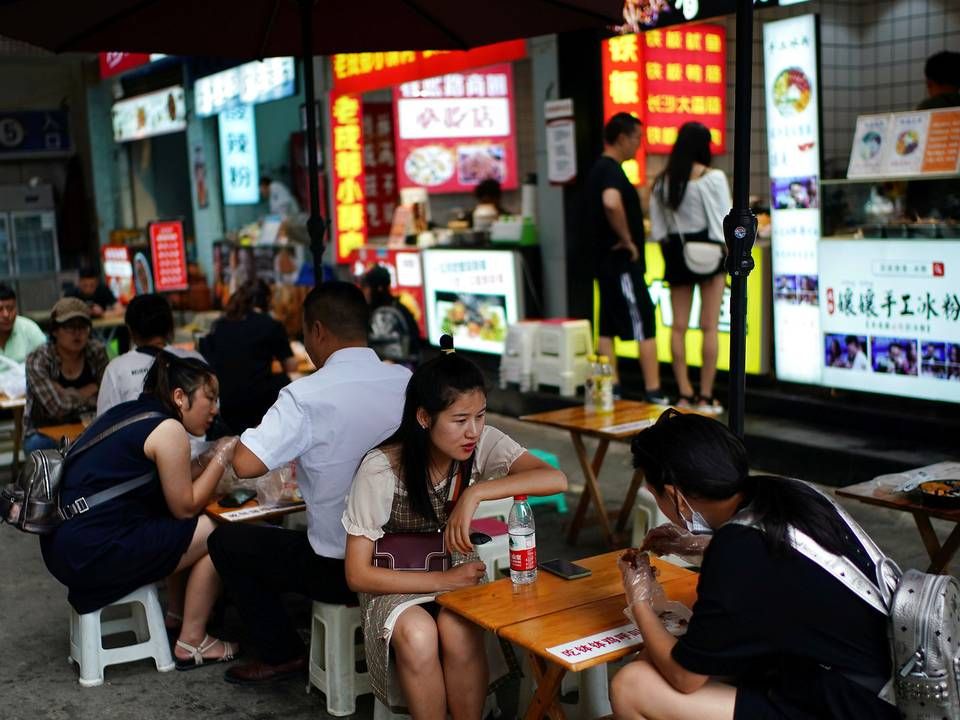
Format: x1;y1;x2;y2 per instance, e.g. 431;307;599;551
647;0;960;204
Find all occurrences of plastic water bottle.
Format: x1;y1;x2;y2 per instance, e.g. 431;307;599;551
597;355;615;414
584;354;598;412
508;495;537;585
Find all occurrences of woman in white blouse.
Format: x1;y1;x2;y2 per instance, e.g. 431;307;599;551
342;343;567;719
649;122;732;413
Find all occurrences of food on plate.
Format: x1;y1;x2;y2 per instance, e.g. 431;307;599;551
439;295;506;343
919;480;960;497
772;67;812;116
404;145;455;186
458;144;506;184
896;130;920;156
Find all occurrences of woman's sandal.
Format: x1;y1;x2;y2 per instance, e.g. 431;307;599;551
676;394;697;409
696;395;724;415
174;635;239;671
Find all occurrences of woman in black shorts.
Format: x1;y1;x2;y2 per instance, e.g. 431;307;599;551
650;122;731;413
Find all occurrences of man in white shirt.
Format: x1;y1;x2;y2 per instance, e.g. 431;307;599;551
96;294;205;415
207;282;410;684
259;176;300;218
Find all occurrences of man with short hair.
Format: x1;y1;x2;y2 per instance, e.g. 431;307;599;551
207;281;411;684
96;293;205;415
585;112;665;403
66;264;120;318
917;50;960;110
0;283;46;364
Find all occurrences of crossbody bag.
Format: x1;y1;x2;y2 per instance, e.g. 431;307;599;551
664;173;725;275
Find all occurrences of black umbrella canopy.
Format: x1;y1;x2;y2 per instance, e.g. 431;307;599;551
0;0;623;57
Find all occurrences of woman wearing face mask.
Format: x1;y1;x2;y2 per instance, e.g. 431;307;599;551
610;409;897;720
41;352;241;669
342;337;567;719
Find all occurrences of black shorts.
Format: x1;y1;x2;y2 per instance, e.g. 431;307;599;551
596;264;656;341
660;235;725;287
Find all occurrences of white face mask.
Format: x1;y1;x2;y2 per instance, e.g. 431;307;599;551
677;491;713;535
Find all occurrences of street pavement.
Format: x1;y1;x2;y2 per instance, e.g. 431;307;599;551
0;412;953;720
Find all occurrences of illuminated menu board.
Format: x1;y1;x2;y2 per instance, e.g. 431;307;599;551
330;95;368;263
393;64;518;194
194;58;295;118
601;34;646;185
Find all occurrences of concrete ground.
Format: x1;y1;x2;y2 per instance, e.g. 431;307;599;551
0;413;954;720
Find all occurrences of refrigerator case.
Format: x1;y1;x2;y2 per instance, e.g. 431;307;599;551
0;185;61;312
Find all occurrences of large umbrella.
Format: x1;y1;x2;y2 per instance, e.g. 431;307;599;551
0;0;622;282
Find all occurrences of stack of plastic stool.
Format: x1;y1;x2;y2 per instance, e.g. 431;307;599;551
533;319;592;397
499;320;542;392
306;602;372;716
526;449;569;514
68;582;174;687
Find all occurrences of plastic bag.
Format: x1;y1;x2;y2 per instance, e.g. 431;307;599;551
640;523;711;565
0;356;26;398
255;464;300;507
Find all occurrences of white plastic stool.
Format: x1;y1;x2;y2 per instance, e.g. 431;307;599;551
306;602;372;716
475;497;513;522
499;320;542;392
518;659;611;720
68;582;174;687
631;486;670;548
534;319;592;397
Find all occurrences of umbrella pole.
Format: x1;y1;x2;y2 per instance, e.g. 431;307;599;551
299;0;325;284
722;0;759;438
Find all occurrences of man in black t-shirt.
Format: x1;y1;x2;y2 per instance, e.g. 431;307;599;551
584;113;665;403
65;264;120;319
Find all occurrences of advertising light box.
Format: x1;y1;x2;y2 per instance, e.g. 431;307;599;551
218;104;260;205
195;58;296;118
393;64;518;194
112;86;186;143
819;239;960;403
764;14;822;384
421;248;523;354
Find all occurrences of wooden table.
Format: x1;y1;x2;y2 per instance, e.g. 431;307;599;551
0;394;26;472
521;401;673;547
837;476;960;574
37;422;85;444
205;496;306;523
437;551;698;720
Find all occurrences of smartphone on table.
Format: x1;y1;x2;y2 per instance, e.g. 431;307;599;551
539;558;592;580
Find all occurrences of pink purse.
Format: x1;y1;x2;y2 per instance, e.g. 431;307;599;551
372;464;466;572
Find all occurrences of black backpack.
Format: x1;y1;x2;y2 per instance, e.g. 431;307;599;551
0;411;164;534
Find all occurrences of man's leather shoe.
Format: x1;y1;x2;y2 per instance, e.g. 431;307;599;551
223;654;306;685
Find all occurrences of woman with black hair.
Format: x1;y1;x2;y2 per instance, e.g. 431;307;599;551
609;409;897;720
650;122;731;413
342;338;566;719
201;279;296;433
41;352;241;670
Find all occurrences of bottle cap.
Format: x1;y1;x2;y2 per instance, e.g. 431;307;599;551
514;494;528;501
598;355;609;363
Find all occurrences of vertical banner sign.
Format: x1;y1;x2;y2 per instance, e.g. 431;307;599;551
544;99;578;185
218;104;259;205
642;25;727;154
148;221;189;292
331;95;368;263
362;102;398;236
764;14;822;384
393;64;518;194
601;34;646;185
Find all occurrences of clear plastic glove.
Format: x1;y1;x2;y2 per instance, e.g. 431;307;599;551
618;550;667;613
200;436;238;470
640;523;711;563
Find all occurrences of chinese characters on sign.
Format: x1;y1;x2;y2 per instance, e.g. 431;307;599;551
642;25;726;153
330;41;526;96
148;221;188;293
362;103;397;237
545;99;577;185
101;245;134;305
601;34;646;185
847;109;960;179
394;64;517;194
218;104;259;205
195;58;296;118
820;240;960;404
331;95;368;263
0;110;71;158
546;623;646;663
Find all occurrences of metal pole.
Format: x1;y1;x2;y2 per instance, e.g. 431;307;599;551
299;0;325;284
722;0;759;438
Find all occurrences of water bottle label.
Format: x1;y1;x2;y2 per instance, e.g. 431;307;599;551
509;531;537;571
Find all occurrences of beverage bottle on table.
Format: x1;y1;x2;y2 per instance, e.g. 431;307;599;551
584;354;598;413
597;355;615;414
509;495;537;585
